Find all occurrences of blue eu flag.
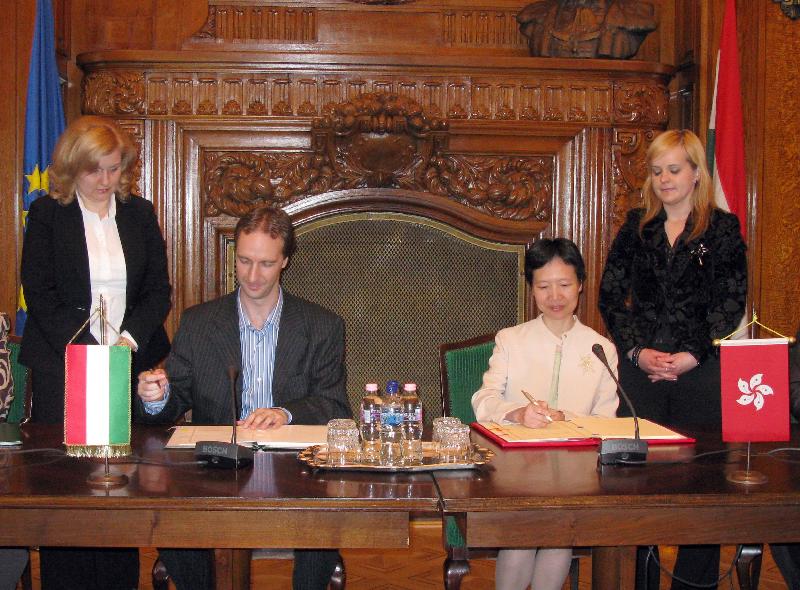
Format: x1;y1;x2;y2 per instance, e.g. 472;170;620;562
17;0;66;335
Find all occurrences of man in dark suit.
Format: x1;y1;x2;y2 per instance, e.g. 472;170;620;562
136;205;350;590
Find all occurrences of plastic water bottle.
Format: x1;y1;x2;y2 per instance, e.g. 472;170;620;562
359;383;382;464
401;383;424;464
380;380;404;466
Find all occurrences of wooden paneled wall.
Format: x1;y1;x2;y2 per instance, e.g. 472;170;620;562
2;0;799;341
75;51;671;335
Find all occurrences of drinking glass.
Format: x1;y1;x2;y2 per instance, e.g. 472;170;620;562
326;419;360;465
438;423;472;463
432;416;461;445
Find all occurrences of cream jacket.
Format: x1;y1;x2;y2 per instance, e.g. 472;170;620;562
472;315;619;423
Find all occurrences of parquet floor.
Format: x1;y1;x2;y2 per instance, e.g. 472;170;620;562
24;521;791;589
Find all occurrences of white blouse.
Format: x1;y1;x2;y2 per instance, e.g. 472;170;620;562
77;195;135;348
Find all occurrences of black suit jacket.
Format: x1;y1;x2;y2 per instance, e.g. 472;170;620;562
20;194;171;380
134;290;351;426
599;207;747;363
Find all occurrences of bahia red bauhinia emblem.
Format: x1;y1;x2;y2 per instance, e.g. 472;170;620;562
720;338;790;442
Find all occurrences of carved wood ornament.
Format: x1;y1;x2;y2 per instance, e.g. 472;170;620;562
203;92;553;221
772;0;800;20
76;6;672;332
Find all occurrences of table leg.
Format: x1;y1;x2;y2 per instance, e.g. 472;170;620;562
443;552;470;590
214;549;251;590
735;544;763;590
592;546;636;590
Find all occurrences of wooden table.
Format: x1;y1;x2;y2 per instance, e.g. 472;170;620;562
0;424;441;589
435;428;800;590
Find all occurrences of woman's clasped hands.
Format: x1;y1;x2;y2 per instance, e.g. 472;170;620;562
637;348;699;383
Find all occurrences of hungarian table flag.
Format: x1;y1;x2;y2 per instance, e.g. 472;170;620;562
64;344;132;457
720;338;790;442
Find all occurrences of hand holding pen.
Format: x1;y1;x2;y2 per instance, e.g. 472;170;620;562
515;389;564;429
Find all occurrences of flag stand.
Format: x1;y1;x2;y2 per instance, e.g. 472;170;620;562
726;442;766;485
717;312;795;486
72;296;130;488
87;447;129;488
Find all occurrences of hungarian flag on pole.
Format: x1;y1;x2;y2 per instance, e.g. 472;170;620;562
17;0;66;335
64;345;132;456
720;339;790;442
706;0;747;240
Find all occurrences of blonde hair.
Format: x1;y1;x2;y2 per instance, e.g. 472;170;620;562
639;129;714;242
49;115;138;205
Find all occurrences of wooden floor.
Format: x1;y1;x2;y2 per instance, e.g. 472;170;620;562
24;521;791;589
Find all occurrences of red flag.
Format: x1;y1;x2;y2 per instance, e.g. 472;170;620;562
721;339;790;442
707;0;747;239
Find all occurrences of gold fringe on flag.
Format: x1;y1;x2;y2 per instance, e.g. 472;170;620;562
65;443;131;458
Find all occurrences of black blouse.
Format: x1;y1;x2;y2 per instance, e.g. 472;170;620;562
598;207;747;363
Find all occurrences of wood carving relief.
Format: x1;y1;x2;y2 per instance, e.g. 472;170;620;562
517;0;657;59
82;71;145;115
116;120;145;198
424;155;552;221
442;11;527;48
82;69;667;128
610;128;653;229
202;92;553;221
76;49;671;338
191;5;317;43
204;152;328;217
613;80;668;125
191;3;526;48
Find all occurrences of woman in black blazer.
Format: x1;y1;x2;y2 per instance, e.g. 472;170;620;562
19;115;171;590
599;129;747;590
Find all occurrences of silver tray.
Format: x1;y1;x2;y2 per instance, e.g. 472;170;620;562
297;442;494;472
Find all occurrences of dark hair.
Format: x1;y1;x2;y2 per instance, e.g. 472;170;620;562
524;238;586;285
234;206;296;258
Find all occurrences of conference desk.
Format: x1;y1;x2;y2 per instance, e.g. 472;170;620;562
434;428;800;590
0;424;441;590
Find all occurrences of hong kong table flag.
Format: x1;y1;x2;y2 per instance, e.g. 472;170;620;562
720;338;790;442
64;344;132;457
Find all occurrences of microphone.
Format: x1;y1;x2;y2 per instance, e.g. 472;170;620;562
194;365;254;469
591;343;648;465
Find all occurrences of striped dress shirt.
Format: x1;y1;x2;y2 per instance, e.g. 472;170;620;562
238;288;284;420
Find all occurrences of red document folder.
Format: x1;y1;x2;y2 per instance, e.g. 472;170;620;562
471;418;695;449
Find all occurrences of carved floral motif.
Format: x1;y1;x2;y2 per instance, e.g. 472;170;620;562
423;155;552;221
610;128;654;229
82;72;145;115
203;152;335;217
202;92;554;221
613;81;668;125
312;92;447;190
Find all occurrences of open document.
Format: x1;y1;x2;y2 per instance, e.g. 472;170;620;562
165;424;327;449
473;417;693;448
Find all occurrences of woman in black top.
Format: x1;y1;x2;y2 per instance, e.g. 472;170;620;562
599;129;747;590
20;116;171;590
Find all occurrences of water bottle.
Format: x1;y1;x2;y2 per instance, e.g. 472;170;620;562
380;380;404;466
401;383;424;464
359;383;382;464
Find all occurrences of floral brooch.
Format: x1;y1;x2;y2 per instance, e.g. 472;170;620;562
690;242;709;266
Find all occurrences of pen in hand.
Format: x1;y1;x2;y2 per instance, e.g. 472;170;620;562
520;389;554;422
